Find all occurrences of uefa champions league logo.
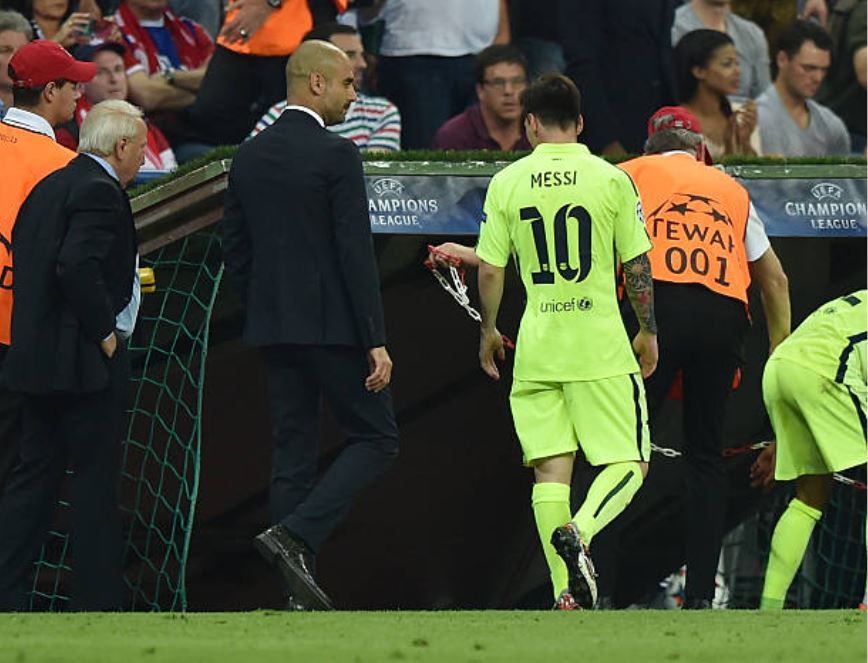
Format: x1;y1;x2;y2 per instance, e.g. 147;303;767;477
372;178;405;198
367;178;432;228
810;183;844;202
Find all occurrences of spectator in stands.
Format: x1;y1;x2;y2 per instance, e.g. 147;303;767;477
815;0;866;152
675;29;762;158
20;0;94;48
757;20;850;156
509;0;564;79
181;0;348;149
368;0;510;149
432;44;529;151
114;0;212;115
801;0;830;26
0;9;33;118
56;41;177;170
731;0;795;55
250;22;400;152
562;0;679;156
672;0;771;101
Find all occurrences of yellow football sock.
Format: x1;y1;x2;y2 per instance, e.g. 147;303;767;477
573;462;643;546
532;482;571;599
760;498;822;610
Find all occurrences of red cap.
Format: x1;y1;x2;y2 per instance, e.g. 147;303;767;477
647;105;713;164
9;40;97;89
647;106;703;137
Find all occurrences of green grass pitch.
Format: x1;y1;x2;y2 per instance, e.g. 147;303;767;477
0;610;864;662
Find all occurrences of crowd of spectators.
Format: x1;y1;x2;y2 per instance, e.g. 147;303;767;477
0;0;864;173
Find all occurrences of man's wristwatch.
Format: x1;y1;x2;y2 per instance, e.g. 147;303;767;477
266;0;283;8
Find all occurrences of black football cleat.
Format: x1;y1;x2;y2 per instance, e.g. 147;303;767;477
551;522;598;609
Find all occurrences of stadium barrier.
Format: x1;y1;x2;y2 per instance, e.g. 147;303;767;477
29;151;866;610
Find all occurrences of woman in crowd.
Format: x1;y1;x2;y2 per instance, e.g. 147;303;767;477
17;0;100;48
675;28;762;158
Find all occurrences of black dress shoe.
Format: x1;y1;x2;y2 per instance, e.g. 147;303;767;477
254;524;333;611
684;598;712;610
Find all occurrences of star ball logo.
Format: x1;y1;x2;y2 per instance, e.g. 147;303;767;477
784;181;865;231
645;192;736;285
368;177;436;228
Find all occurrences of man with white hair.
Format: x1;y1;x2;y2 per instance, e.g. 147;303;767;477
0;99;146;611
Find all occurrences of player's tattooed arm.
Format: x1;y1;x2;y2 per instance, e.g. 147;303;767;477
623;253;657;334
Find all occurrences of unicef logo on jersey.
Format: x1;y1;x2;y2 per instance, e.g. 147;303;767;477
368;177;436;229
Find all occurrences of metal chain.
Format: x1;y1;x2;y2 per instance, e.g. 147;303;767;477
425;250;515;349
651;440;865;491
428;263;482;322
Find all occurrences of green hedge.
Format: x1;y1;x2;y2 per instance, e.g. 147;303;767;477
129;145;867;199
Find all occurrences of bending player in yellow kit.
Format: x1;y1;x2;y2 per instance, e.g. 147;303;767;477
753;291;867;609
474;75;658;609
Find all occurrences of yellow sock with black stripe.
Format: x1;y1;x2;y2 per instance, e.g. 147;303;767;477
531;482;571;599
573;462;643;546
760;498;822;610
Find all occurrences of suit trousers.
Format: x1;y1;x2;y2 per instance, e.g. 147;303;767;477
0;346;23;494
262;344;399;554
0;345;130;611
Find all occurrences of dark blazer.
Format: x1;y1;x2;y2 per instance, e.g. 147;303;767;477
221;108;386;349
3;155;137;394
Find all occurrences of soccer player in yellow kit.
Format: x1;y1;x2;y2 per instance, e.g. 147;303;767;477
474;74;659;609
755;291;867;609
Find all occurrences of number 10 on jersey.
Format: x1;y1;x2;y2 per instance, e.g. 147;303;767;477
521;204;592;285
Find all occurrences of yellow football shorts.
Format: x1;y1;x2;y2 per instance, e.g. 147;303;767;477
510;372;651;467
763;358;867;481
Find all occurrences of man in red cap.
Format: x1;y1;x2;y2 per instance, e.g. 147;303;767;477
592;106;792;609
0;40;95;492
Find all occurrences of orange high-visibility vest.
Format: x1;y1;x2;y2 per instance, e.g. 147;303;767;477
620;152;752;305
0;122;75;346
219;0;349;57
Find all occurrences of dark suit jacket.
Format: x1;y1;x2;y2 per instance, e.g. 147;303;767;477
221;109;386;349
562;0;678;154
4;155;137;394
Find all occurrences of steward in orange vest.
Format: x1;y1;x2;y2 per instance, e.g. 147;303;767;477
0;40;95;491
591;106;791;611
621;150;752;305
0;41;96;347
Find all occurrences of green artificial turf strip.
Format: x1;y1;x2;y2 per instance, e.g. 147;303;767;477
0;610;864;662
